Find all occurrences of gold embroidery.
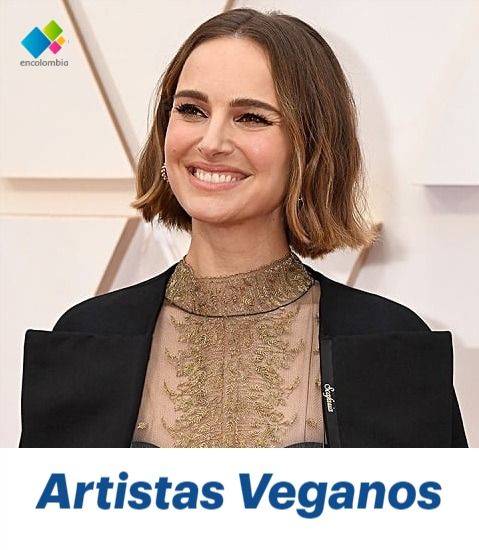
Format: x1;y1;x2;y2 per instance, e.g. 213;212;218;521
306;418;319;429
163;308;305;447
159;252;315;448
165;252;313;317
137;421;148;430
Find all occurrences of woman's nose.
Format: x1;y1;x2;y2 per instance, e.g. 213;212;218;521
197;116;234;157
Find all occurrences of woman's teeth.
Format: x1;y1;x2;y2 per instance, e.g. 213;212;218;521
192;168;245;184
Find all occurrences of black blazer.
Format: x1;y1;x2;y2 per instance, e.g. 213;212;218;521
20;262;468;448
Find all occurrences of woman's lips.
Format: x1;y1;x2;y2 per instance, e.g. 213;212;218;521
187;166;250;191
187;162;250;177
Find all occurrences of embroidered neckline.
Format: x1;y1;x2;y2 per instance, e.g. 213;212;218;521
165;251;313;317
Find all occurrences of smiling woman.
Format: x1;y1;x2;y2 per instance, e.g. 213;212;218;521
134;9;372;261
20;8;467;448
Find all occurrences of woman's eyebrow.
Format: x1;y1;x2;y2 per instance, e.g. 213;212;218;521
173;89;281;115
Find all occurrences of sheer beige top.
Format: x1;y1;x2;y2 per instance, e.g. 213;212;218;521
133;252;324;448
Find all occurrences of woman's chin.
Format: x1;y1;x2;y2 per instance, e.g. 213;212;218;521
181;200;246;227
189;212;241;227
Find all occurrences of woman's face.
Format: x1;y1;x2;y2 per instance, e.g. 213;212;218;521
164;37;292;229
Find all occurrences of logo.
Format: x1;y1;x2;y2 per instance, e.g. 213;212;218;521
322;383;335;413
21;20;66;59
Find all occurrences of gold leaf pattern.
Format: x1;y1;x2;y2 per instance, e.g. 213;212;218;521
162;307;304;447
166;251;313;317
133;252;323;448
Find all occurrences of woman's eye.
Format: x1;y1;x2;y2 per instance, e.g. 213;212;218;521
174;103;204;118
237;112;272;125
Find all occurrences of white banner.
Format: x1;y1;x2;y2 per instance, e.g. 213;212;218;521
1;449;477;549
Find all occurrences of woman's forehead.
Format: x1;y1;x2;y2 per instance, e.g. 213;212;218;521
177;37;277;105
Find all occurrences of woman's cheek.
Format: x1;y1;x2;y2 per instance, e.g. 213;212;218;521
244;131;285;162
239;136;270;167
165;121;192;154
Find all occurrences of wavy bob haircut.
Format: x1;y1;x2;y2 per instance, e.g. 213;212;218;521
133;7;373;258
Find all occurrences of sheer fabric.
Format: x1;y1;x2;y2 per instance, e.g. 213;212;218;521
133;252;324;448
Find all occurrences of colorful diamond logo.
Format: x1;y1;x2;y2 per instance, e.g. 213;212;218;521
21;20;66;58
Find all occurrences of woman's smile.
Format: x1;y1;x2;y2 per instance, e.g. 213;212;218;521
187;165;251;191
189;170;249;190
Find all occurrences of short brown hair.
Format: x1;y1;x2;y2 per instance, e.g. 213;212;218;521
133;8;373;258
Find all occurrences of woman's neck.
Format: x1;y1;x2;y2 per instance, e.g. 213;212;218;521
185;219;290;277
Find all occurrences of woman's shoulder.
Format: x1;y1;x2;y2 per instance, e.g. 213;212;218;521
53;264;177;334
305;265;430;335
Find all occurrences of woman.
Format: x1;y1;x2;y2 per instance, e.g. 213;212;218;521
20;8;467;447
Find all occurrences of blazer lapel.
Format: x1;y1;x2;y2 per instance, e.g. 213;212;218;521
21;330;151;447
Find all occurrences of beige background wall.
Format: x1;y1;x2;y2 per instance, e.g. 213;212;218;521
1;0;477;447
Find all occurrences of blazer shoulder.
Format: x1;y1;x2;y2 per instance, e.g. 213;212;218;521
53;264;177;334
306;266;430;335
